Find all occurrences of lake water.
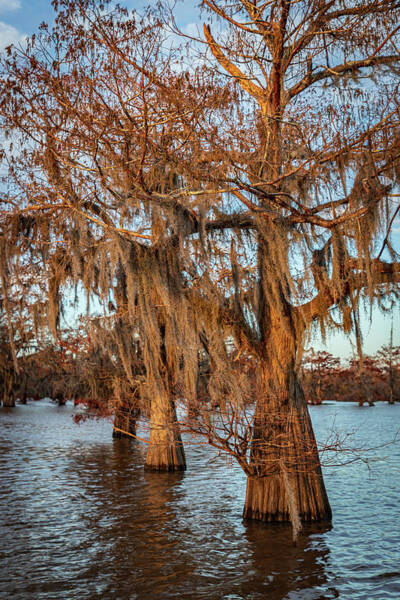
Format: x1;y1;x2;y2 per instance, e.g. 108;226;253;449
0;400;399;599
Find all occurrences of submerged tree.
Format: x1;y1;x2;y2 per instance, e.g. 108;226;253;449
195;0;400;522
166;0;400;522
1;0;400;525
0;0;224;470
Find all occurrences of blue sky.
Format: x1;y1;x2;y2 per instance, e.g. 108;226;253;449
0;0;50;47
2;0;399;359
0;0;195;47
0;0;200;48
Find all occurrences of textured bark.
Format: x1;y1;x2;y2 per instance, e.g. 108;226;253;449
388;380;395;404
243;393;331;522
2;395;15;407
145;393;186;471
113;404;139;439
2;372;15;407
243;308;331;523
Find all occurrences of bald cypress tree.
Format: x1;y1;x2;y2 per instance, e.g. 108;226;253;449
0;0;219;470
191;0;400;521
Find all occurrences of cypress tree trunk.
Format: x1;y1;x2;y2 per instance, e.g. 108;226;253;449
2;372;15;407
243;385;331;522
388;381;394;404
113;403;139;438
145;392;186;471
2;394;15;407
144;322;186;471
243;313;331;523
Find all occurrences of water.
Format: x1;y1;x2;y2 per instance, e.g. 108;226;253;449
0;400;399;600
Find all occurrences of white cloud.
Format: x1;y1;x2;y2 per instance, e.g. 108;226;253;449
0;0;21;14
0;21;25;50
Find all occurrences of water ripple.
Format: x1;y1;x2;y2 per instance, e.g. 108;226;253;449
0;401;399;599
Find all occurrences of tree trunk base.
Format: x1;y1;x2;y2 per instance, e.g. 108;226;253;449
243;473;332;523
145;393;186;472
2;397;15;407
113;407;138;439
144;442;186;472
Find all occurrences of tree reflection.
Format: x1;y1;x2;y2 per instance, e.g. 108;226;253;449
241;521;338;599
71;441;191;599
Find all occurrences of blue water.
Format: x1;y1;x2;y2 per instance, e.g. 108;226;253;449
0;400;399;599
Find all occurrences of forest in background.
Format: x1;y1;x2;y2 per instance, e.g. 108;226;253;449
1;317;399;411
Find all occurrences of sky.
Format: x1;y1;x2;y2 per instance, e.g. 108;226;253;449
1;0;399;359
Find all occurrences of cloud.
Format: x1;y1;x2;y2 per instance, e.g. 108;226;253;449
0;21;25;50
0;0;21;14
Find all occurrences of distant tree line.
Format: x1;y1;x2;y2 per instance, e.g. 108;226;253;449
302;346;400;405
0;324;139;433
2;327;399;412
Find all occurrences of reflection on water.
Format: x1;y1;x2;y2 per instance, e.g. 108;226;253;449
0;400;399;599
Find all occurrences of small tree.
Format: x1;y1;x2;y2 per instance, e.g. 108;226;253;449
376;342;400;404
347;355;386;405
302;350;341;404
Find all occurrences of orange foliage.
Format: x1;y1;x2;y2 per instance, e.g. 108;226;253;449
302;347;400;405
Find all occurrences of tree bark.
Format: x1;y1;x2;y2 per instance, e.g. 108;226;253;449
145;392;186;471
243;388;331;522
2;372;15;407
113;403;139;438
243;311;331;523
2;395;15;407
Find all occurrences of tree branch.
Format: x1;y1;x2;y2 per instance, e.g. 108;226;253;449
203;24;266;102
289;55;399;99
300;259;400;323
